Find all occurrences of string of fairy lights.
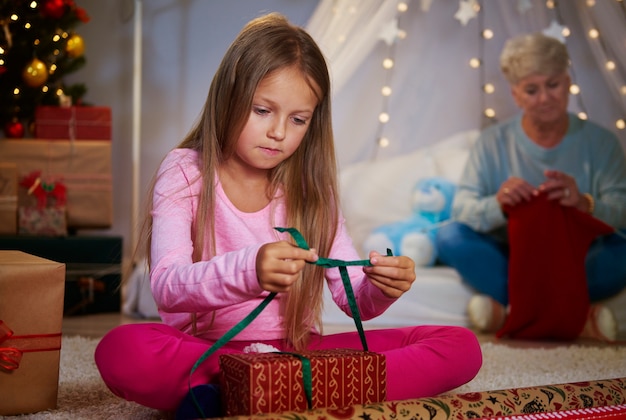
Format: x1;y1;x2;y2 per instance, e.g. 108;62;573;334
474;0;595;126
373;0;626;156
373;1;409;156
565;0;626;130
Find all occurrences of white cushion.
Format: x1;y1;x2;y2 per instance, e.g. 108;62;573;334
322;266;474;328
339;129;479;257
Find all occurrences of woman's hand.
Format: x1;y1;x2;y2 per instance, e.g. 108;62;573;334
540;169;589;211
256;241;318;293
363;251;415;299
497;176;537;208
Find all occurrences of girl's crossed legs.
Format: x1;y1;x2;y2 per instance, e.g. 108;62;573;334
95;323;481;411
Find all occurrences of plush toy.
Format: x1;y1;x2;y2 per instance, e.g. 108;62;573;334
362;177;456;266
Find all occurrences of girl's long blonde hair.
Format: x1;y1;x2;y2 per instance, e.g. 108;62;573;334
141;13;339;351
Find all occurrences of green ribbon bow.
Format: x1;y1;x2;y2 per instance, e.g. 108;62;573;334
188;227;390;417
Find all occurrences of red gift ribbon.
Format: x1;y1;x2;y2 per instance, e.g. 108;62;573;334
0;320;62;372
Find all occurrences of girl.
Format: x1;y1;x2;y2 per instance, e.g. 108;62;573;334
95;12;482;416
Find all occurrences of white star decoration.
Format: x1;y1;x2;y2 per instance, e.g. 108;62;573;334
379;18;400;46
543;20;567;43
455;0;477;26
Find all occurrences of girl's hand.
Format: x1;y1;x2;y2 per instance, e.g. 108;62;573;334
256;241;318;293
363;251;415;298
540;169;587;211
497;176;537;208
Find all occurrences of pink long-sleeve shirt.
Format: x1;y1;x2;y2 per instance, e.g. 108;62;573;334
149;148;396;341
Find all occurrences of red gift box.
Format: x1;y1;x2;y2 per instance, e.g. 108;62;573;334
35;106;111;140
220;348;386;416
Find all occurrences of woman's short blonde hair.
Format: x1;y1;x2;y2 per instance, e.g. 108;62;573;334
500;32;570;84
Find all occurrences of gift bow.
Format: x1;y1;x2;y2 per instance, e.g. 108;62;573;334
275;226;393;352
19;170;67;209
0;321;22;371
0;320;62;372
189;227;391;417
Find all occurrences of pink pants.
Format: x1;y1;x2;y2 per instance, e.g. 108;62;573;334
94;323;482;411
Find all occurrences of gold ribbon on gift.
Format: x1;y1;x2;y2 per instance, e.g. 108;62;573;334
0;320;62;372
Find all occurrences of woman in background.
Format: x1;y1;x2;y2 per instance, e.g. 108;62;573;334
436;32;626;341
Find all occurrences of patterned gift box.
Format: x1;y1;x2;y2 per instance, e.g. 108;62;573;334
18;207;67;237
0;163;18;235
220;348;386;416
0;251;65;415
0;139;112;229
35;106;111;140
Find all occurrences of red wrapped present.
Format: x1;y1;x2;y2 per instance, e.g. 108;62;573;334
35;106;111;140
0;251;65;415
220;348;386;416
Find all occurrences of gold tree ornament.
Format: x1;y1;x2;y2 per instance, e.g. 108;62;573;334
66;33;85;58
22;58;49;88
0;3;90;126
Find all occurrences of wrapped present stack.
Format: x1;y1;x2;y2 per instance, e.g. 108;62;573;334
0;106;122;317
0;105;113;233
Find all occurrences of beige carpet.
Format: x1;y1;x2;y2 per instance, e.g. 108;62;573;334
2;336;626;420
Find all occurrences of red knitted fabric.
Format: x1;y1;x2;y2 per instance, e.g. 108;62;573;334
496;193;614;340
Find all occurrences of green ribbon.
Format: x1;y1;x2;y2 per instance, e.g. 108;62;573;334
277;352;313;409
188;227;389;417
274;227;374;352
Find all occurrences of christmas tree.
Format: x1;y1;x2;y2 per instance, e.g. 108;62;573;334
0;0;90;138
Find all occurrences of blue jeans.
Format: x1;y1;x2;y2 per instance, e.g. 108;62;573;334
435;222;626;306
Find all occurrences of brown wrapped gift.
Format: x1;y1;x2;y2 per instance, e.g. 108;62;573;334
0;251;65;415
0;139;112;229
35;106;112;140
0;163;18;235
220;349;386;416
